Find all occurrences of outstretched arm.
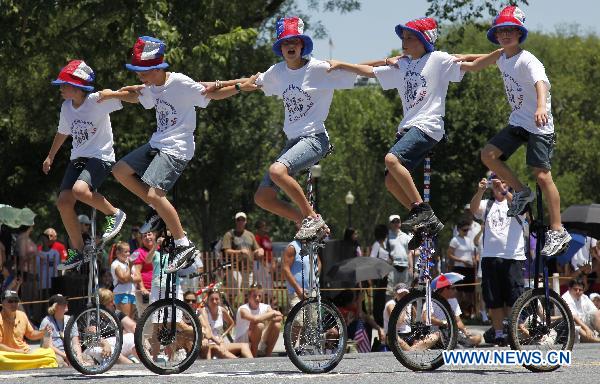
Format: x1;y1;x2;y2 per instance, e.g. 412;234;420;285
97;89;140;104
200;77;251;94
327;60;376;78
360;55;405;67
460;49;503;72
205;74;260;100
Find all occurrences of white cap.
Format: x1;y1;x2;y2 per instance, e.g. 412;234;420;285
590;293;600;301
389;214;401;223
395;283;409;294
78;214;91;224
235;212;247;220
464;204;470;210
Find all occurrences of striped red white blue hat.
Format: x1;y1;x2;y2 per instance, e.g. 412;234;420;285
395;17;438;53
125;36;169;72
51;60;95;92
272;16;313;57
487;5;528;44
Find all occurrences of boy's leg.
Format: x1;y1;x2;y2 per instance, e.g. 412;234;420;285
268;162;315;219
254;185;303;224
71;181;118;217
384;172;413;209
533;168;561;230
56;190;84;251
384;153;422;206
386;128;441;233
480;144;525;192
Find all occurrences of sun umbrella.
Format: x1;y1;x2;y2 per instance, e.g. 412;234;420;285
0;205;36;228
431;272;465;290
561;204;600;239
327;256;395;284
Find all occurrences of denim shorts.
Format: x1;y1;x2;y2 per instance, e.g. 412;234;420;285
387;127;438;172
488;125;555;170
259;132;330;190
119;143;188;191
114;293;136;305
60;157;113;191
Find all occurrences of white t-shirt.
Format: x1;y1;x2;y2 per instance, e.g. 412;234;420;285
449;236;476;267
256;58;356;139
561;291;597;321
496;50;553;134
475;199;526;260
373;51;464;141
206;306;225;338
234;302;271;342
110;259;135;295
369;241;389;261
137;72;210;160
57;92;122;161
383;299;411;333
388;230;411;267
432;297;462;321
571;237;597;269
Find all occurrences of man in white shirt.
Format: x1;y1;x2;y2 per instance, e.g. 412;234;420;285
470;175;525;346
386;215;414;299
234;284;283;356
561;279;600;343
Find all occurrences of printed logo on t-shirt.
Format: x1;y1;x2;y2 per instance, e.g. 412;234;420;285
502;72;523;111
70;119;97;147
488;205;511;236
403;70;428;109
283;84;314;122
155;98;178;133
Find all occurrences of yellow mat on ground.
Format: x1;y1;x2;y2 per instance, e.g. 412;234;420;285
0;348;57;370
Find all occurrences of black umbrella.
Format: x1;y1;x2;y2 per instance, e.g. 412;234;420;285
327;257;395;284
561;204;600;239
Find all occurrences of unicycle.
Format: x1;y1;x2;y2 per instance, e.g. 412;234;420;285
63;186;123;375
134;228;202;375
283;155;347;374
387;154;458;371
508;184;575;372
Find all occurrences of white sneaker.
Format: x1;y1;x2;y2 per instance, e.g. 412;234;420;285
295;215;326;240
541;229;572;257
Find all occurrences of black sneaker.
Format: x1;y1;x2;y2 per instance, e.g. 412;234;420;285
507;186;535;217
102;209;126;242
58;249;84;271
165;242;196;273
401;203;435;233
140;208;165;234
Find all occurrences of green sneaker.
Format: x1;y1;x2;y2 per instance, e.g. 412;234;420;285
58;249;84;271
102;209;126;242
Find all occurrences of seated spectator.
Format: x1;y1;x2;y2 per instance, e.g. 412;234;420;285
110;241;138;318
0;290;57;370
98;288;138;363
199;290;252;359
234;284;282;357
335;289;384;352
434;276;482;347
39;294;70;367
561;278;600;342
591;293;600;310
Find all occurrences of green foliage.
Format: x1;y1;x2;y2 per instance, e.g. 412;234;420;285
1;0;599;252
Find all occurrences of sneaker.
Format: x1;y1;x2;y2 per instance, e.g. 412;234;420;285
102;209;126;242
507;186;535;217
140;208;165;234
165;242;196;273
58;249;85;271
536;329;557;346
401;203;443;233
541;228;572;257
295;215;326;240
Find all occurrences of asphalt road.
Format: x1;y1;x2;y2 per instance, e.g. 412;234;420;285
1;345;598;384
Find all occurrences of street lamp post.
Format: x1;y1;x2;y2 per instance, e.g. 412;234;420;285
345;190;355;228
310;164;322;212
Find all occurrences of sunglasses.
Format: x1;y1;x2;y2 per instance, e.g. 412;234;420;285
460;227;470;232
5;299;19;304
184;298;196;303
391;220;400;224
